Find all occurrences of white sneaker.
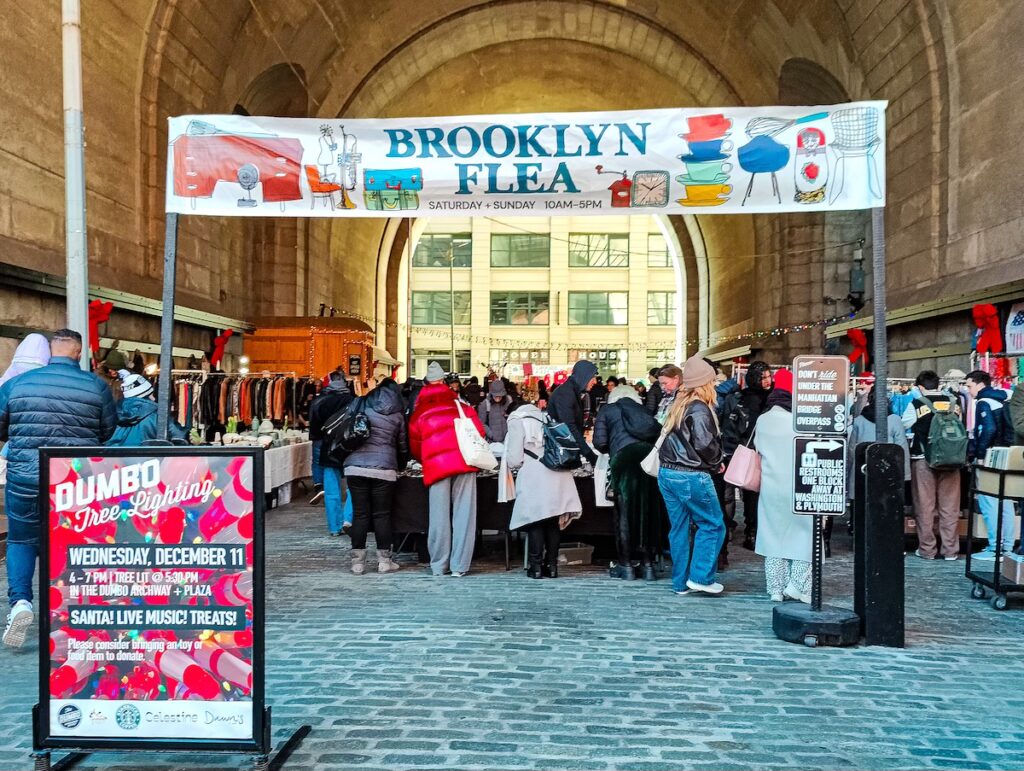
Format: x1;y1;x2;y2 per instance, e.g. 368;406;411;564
685;579;724;595
972;551;997;561
3;601;34;648
450;571;468;577
783;584;812;604
770;593;785;602
943;554;958;561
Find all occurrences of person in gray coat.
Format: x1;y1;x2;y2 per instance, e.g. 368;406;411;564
0;329;116;647
343;378;408;575
477;379;513;442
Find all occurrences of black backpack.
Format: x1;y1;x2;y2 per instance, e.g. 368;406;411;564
526;416;582;470
324;397;371;460
720;393;752;457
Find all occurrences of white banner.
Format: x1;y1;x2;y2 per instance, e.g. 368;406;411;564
1006;303;1024;355
166;102;886;218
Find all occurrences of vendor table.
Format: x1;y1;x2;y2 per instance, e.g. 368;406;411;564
263;441;312;492
392;473;615;539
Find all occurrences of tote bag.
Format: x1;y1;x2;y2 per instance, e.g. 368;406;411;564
723;431;761;492
593;454;614;507
454;401;498;471
641;427;670;478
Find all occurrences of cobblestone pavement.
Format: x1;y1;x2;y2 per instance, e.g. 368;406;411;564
3;500;1024;771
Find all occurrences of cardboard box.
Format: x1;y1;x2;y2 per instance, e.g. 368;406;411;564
904;517;970;537
1001;553;1024;585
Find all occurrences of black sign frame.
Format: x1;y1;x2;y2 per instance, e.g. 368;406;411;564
34;446;267;756
793;436;847;516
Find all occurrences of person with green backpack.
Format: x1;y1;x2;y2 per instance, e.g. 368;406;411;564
902;370;966;560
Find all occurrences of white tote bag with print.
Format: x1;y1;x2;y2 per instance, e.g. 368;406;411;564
454;401;498;471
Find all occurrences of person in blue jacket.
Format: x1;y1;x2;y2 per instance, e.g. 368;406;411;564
965;370;1016;559
107;369;187;446
0;329;117;647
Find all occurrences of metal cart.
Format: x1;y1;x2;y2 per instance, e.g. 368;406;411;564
965;465;1024;610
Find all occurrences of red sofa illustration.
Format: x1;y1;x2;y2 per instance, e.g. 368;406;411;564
172;133;304;204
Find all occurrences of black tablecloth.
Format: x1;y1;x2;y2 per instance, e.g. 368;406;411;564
392;474;615;537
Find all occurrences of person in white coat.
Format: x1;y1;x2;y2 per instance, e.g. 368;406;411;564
504;398;582;578
753;369;814;603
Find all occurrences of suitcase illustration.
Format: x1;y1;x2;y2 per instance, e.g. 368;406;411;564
363;168;422;210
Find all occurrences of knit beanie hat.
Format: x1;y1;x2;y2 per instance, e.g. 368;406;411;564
773;368;794;393
681;354;716;389
118;369;153;399
488;379;507;398
424;361;446;383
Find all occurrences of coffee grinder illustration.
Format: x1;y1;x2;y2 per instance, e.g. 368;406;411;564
794;127;828;204
595;165;632;208
335;124;361;210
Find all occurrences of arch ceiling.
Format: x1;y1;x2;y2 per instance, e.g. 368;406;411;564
134;0;950;356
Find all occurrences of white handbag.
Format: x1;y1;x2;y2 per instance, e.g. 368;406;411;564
641;427;670;478
454;401;498;471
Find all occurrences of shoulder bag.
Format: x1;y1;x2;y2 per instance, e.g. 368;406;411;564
723;429;761;492
641;425;670;478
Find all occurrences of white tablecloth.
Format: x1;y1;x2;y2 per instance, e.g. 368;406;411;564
264;442;312;491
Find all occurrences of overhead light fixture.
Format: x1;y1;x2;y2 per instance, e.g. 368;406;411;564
239;355;250;365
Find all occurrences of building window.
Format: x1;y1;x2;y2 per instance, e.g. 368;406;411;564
489;349;550;366
489;292;550;325
412;349;471;377
648;234;671;267
411;291;471;325
490;234;550;267
646;348;676;371
568;292;628;325
647;291;677;326
568;349;628;379
569;233;629;267
412;233;472;268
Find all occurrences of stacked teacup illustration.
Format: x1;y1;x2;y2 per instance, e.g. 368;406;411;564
677;114;734;206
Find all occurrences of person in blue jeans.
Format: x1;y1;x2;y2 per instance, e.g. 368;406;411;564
0;329;117;647
656;355;727;596
308;371;355;535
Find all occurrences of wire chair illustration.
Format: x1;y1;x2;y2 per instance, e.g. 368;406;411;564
828;107;883;204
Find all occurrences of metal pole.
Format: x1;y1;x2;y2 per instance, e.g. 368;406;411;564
870;207;887;426
449;244;456;374
156;214;179;441
62;0;90;370
811;515;823;611
405;219;412;380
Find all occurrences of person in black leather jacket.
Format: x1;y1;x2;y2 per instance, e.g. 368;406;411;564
657;355;727;596
546;360;599;466
593;385;662;581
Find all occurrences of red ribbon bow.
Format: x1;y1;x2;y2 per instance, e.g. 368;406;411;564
847;329;868;367
972;304;1003;354
88;300;114;354
210;329;234;368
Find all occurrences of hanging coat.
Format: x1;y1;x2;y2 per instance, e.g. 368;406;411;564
753;406;813;562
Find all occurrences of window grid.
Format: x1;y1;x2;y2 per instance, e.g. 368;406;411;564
648;234;671;268
647;291;677;326
490;234;551;268
412;234;472;268
569;233;630;268
568;292;629;325
489;292;550;326
411;291;472;325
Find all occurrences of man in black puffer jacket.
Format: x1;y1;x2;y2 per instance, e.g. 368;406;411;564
308;372;354;536
547;360;599;467
0;329;117;647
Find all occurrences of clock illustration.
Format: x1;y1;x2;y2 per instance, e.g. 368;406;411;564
630;170;670;207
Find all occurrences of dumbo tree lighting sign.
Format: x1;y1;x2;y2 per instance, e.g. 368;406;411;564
166;102;886;218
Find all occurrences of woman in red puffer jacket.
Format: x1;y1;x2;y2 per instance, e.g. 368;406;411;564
409;363;486;576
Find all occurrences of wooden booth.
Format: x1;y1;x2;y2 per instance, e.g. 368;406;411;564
243;316;375;390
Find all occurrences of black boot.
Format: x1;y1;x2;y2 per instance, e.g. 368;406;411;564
609;562;636;580
642;562;657;581
526;564;544;579
542;563;558;579
742;533;756;551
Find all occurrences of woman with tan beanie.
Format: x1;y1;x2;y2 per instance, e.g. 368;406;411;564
657;355;727;595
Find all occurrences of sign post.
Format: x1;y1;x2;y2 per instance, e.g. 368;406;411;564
32;447;309;771
773;356;860;647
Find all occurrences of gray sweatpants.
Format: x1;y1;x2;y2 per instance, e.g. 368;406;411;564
427;472;478;575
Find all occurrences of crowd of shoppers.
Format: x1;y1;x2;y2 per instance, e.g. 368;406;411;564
4;325;1024;648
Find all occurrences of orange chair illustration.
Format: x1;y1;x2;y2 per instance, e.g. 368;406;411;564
305;165;342;210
